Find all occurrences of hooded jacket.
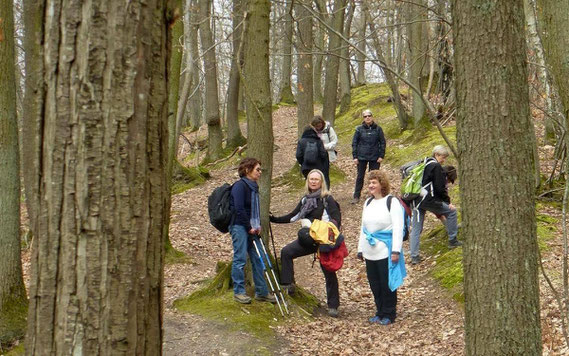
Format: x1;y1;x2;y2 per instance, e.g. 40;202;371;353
351;121;386;161
296;126;329;173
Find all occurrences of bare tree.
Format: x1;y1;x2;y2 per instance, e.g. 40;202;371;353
321;0;347;126
24;1;169;353
243;0;273;237
199;0;224;161
338;0;354;114
452;0;542;354
0;0;27;344
278;0;295;104
295;0;314;137
225;0;247;149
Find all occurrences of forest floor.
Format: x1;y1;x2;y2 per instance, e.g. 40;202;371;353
12;104;566;356
160;105;566;355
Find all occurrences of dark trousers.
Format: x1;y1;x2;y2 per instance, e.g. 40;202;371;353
302;168;331;189
353;160;380;198
365;258;397;321
281;239;340;309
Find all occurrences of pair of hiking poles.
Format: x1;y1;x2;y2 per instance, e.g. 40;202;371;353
252;224;290;317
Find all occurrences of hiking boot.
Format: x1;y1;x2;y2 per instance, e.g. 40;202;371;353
411;256;423;265
378;317;392;325
328;308;339;318
234;294;252;304
255;293;277;304
369;316;381;323
350;197;360;205
281;284;296;296
448;239;463;249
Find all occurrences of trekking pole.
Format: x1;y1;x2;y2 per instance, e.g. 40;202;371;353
268;222;281;279
252;238;285;317
257;238;289;315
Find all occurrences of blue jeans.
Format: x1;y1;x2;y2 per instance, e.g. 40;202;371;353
229;225;269;296
409;201;458;258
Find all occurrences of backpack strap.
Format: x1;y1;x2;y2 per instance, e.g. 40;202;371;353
387;195;393;211
365;197;373;206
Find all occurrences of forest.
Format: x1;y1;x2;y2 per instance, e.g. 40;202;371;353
1;0;568;355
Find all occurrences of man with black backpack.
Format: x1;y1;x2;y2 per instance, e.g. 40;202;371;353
351;109;386;204
296;117;331;188
409;145;461;265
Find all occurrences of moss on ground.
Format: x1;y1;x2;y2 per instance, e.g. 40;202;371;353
174;260;320;343
273;165;306;190
171;161;210;195
3;343;24;355
536;212;559;251
0;294;27;349
165;241;192;265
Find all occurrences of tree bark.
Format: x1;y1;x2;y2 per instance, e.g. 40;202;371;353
321;0;347;127
278;0;295;104
338;0;354;114
186;0;203;130
168;0;184;179
24;1;169;354
312;20;325;104
225;0;247;149
199;0;223;161
0;0;27;343
452;0;542;354
355;8;366;87
407;0;428;125
243;0;273;239
536;0;569;131
295;0;314;138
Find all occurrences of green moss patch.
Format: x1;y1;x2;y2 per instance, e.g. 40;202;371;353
0;294;27;348
421;225;464;303
273;164;306;191
3;343;24;355
171;161;210;195
536;212;559;251
165;242;192;265
329;164;346;186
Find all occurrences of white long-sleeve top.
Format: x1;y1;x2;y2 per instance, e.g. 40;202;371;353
357;195;404;260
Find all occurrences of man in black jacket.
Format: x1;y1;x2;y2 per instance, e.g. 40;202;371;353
296;122;331;188
351;109;386;203
409;145;461;265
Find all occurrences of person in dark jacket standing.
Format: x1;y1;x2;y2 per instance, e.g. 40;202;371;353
351;109;386;204
270;169;342;317
296;118;331;188
409;145;461;265
229;158;276;304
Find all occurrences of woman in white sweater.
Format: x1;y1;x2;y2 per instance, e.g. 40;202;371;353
357;170;406;325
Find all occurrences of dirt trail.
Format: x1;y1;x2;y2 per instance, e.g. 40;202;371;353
164;106;466;355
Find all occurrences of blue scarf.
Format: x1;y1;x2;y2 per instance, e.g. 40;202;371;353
242;177;261;230
362;228;407;292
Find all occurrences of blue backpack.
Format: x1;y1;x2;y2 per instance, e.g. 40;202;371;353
366;195;410;241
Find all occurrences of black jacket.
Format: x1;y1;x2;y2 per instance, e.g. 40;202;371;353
296;127;329;173
421;158;450;204
351;122;386;161
270;194;341;229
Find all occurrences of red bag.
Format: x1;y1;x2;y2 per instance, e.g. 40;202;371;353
318;241;349;272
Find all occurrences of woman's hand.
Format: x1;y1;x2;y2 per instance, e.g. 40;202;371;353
391;252;400;263
357;252;363;261
249;228;260;235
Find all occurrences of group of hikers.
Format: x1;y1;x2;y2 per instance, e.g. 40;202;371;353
224;109;461;325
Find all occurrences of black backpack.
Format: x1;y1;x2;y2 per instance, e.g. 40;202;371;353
365;195;410;241
303;140;319;165
208;183;233;233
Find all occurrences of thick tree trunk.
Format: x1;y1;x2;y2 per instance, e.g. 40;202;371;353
225;0;247;149
407;0;428;126
199;0;223;161
24;1;169;354
295;0;314;138
452;1;542;354
168;0;184;179
338;1;354;114
536;0;569;130
313;21;325;104
186;0;203;130
243;0;273;238
321;0;347;127
278;0;295;104
0;0;27;343
355;9;366;87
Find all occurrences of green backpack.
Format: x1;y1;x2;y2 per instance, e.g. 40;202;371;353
400;157;436;201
